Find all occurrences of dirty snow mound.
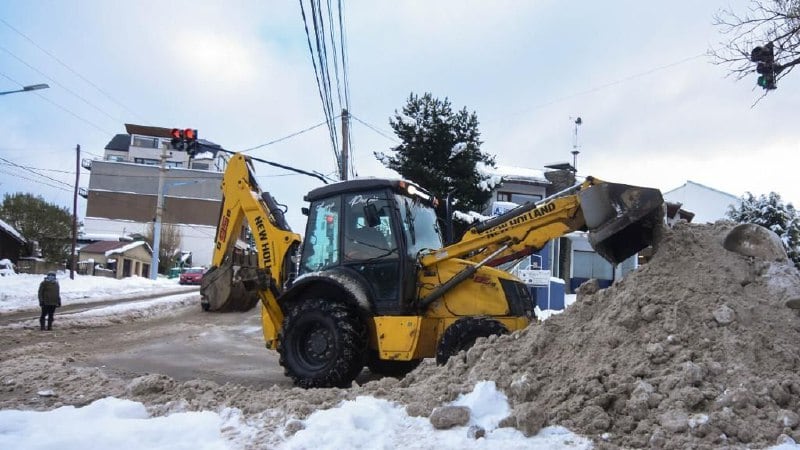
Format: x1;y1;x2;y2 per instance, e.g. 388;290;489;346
381;221;800;448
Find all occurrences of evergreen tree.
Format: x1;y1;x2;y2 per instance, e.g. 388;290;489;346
0;193;72;263
727;191;800;267
375;92;497;238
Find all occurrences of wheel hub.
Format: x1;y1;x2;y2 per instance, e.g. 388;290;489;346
306;328;331;358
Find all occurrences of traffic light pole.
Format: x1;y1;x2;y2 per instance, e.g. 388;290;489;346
150;146;168;280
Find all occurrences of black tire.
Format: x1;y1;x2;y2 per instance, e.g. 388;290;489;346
366;350;421;378
436;317;508;365
278;299;368;388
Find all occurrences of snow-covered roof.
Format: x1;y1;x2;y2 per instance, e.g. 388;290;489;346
80;240;152;257
192;151;215;160
0;218;26;244
489;164;550;184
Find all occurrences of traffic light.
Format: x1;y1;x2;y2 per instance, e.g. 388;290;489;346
751;43;777;90
170;128;183;150
184;128;198;156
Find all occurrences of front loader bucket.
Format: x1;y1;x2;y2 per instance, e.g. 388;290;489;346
200;262;260;312
579;182;664;264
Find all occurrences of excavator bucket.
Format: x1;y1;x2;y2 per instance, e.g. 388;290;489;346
200;261;260;312
579;182;664;264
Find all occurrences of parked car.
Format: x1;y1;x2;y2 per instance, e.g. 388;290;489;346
179;267;205;285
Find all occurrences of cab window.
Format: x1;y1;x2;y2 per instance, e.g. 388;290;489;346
300;198;340;272
343;192;397;261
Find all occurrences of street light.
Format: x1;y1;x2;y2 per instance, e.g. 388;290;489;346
0;83;50;96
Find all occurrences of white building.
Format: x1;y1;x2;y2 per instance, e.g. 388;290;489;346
663;180;741;223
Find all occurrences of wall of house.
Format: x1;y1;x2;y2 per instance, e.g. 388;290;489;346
87;161;222;199
664;182;740;224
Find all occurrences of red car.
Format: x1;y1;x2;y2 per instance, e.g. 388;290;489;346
179;267;205;285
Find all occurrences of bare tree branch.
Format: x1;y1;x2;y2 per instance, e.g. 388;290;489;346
712;0;800;93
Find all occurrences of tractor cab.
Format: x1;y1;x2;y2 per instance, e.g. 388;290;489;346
299;179;442;314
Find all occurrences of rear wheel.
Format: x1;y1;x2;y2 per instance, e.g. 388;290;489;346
366;351;421;378
436;317;508;365
278;299;367;388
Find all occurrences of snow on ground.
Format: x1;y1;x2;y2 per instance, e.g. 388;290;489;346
0;273;597;449
0;271;191;313
0;383;594;450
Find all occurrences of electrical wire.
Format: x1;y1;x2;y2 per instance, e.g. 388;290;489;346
0;157;73;188
0;18;143;122
0;71;114;136
0;45;123;124
350;114;401;144
239;117;336;152
0;167;72;192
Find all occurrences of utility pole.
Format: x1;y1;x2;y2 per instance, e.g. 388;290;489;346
70;144;80;280
340;109;350;180
150;146;168;280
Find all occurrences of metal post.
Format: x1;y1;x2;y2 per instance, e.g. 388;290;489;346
150;147;168;279
70;145;80;279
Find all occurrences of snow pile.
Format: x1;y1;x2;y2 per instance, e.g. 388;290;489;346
390;221;800;448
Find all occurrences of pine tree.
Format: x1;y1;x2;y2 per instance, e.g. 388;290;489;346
727;191;800;267
375;92;496;238
0;193;72;263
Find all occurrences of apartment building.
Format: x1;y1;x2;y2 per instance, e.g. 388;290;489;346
82;124;227;267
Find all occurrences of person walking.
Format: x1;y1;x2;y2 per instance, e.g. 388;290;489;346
37;272;61;331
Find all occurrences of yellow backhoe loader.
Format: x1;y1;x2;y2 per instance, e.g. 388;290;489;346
201;153;664;388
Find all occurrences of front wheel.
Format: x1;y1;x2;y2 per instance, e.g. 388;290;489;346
436;317;508;365
278;299;367;388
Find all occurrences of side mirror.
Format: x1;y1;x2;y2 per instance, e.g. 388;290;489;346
364;204;381;228
301;207;309;216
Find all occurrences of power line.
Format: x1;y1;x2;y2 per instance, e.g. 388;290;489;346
350;114;400;144
299;0;339;168
0;156;73;188
0;71;114;136
0;45;122;124
0;167;72;192
0;18;143;121
509;53;707;116
240;117;336;152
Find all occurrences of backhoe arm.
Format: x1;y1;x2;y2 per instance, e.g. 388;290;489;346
420;177;663;268
201;154;302;344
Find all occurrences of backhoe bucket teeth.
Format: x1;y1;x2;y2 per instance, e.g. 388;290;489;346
579;183;664;264
201;262;259;312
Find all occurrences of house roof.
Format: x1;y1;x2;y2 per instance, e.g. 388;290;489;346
664;180;739;201
104;134;130;152
0;218;26;244
80;240;151;256
125;123;175;138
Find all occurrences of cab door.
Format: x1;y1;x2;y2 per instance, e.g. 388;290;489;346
342;191;403;315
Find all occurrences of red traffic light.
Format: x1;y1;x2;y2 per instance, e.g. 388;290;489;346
184;128;196;140
171;128;182;139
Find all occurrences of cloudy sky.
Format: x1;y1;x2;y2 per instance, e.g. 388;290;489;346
1;1;797;231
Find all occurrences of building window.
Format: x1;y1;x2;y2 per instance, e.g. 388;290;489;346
191;162;209;170
497;192;542;205
106;155;126;162
132;136;159;148
572;250;613;281
133;158;182;168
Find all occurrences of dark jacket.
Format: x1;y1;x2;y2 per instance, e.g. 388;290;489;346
38;280;61;307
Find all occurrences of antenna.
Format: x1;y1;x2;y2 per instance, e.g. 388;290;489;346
570;116;582;172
